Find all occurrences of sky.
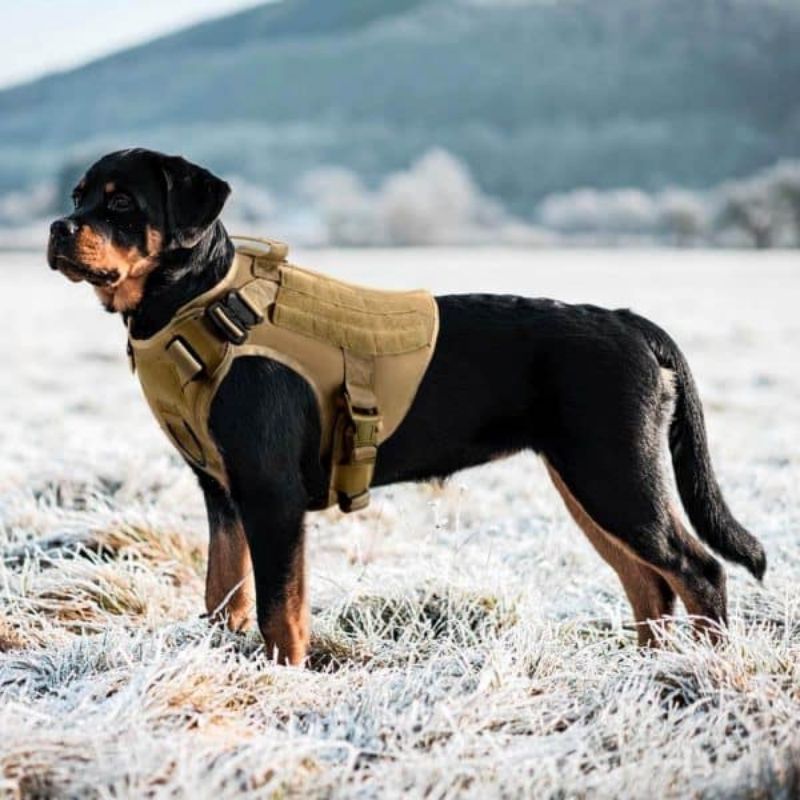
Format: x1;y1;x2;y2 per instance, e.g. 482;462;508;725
0;0;269;89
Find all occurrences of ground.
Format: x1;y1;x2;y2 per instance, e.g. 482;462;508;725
0;248;798;799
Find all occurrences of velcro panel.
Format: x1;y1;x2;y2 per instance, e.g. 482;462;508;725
273;266;434;356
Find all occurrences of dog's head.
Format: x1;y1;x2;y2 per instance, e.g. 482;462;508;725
47;148;230;312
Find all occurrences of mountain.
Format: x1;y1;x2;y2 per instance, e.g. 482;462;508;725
1;0;799;214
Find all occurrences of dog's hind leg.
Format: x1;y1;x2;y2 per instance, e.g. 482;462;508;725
546;463;675;645
540;335;729;643
544;451;727;644
661;504;728;641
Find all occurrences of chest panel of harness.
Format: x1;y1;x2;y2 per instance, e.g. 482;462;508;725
128;237;439;512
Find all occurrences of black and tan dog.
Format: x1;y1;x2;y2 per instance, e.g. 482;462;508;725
48;149;765;664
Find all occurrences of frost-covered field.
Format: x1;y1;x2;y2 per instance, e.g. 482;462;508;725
0;248;798;798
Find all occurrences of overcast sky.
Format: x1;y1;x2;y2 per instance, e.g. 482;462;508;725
0;0;269;89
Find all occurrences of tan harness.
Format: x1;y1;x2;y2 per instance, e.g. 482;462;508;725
127;237;439;512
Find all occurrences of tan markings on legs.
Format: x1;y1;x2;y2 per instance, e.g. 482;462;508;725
546;463;676;646
662;505;728;643
260;534;309;666
205;521;255;632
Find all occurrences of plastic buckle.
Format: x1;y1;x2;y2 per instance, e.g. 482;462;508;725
344;393;382;452
334;394;382;514
206;290;263;345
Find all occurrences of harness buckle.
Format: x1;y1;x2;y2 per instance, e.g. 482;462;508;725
206;290;264;345
332;391;383;512
344;392;382;454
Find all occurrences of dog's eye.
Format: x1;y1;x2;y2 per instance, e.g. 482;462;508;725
108;193;133;213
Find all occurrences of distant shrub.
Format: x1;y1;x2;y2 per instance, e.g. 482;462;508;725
657;189;710;246
538;188;659;235
295;149;538;246
716;160;800;248
298;166;379;245
534;159;800;247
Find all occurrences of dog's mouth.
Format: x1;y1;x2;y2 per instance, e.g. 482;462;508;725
51;254;120;287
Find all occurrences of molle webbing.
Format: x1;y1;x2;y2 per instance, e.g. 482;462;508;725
273;268;434;356
127;237;439;512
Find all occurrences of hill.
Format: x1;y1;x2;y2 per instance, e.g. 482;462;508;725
1;0;799;213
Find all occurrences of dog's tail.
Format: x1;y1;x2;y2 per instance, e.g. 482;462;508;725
622;311;766;580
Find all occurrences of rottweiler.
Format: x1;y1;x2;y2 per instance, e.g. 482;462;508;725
47;149;766;664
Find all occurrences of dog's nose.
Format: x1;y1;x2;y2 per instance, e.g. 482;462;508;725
50;218;78;240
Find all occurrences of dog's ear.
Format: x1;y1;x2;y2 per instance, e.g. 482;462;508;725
159;155;231;249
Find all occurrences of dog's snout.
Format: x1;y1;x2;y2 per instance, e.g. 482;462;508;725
50;218;78;240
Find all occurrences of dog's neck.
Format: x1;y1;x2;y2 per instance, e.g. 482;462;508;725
126;221;235;339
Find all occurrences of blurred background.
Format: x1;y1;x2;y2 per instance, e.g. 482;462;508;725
1;0;799;250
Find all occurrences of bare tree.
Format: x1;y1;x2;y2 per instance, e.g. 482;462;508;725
717;181;775;249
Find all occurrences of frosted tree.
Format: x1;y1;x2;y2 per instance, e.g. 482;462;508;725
378;150;482;245
657;189;709;246
711;160;800;246
298;167;377;246
537;188;658;236
770;161;800;245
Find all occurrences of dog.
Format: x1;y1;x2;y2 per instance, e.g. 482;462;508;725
47;148;766;664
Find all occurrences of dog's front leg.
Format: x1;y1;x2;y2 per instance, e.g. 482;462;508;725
200;476;256;631
236;481;309;666
205;521;255;631
258;528;308;666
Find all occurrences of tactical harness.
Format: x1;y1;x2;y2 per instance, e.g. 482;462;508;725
127;237;439;512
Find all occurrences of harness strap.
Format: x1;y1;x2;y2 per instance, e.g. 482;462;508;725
330;350;383;512
161;278;278;382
